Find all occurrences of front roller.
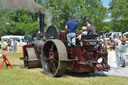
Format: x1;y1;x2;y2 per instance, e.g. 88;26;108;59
41;39;68;77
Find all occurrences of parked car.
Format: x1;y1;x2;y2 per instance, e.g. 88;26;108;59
1;35;27;46
104;32;122;41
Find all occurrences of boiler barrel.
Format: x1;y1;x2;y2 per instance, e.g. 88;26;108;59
37;40;45;53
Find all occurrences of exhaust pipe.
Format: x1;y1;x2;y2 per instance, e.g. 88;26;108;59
39;9;45;36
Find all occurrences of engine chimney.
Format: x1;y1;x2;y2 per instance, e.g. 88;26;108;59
39;9;45;35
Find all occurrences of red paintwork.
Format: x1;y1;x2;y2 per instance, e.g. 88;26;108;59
23;44;33;59
66;46;109;72
0;54;13;70
60;31;67;43
22;30;109;73
37;41;45;53
60;31;109;73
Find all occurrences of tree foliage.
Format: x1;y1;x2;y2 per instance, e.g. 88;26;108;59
43;0;107;32
0;9;39;37
1;0;124;37
109;0;128;32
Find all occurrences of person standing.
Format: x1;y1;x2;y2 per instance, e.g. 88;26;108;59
1;41;5;50
7;39;11;52
65;16;78;46
12;40;17;52
85;21;96;35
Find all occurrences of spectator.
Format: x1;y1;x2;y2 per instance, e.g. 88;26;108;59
113;38;126;67
100;36;104;42
0;40;1;49
1;41;5;50
13;40;17;52
7;39;11;52
113;38;122;48
10;39;14;51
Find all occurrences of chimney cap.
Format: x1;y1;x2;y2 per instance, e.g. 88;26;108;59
39;8;45;13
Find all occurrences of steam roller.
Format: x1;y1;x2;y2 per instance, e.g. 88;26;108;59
21;9;110;77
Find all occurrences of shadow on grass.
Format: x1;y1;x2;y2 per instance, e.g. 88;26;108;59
40;70;108;78
13;64;24;68
64;70;108;78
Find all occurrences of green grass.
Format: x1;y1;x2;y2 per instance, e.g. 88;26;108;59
0;52;128;85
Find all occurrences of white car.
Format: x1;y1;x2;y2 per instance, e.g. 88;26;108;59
104;32;122;40
1;35;27;46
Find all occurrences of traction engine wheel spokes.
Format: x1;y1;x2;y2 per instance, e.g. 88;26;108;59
41;39;67;77
48;44;58;73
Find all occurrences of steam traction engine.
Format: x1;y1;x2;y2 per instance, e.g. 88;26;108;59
22;10;109;77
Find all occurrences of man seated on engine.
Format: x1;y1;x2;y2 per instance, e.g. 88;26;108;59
77;20;96;40
85;20;96;35
77;26;88;40
65;16;78;47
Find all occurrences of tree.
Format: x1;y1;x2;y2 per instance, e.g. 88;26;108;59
43;0;107;33
0;9;40;37
109;0;128;32
0;0;108;36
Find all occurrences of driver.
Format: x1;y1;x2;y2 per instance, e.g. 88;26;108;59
65;16;78;47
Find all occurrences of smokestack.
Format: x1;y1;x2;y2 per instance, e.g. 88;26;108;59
39;9;45;35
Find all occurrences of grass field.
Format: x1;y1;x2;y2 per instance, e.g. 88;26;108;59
0;52;128;85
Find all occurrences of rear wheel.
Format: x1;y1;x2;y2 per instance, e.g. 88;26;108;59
41;39;67;77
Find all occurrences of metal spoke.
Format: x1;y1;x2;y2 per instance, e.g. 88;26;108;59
41;39;67;77
52;61;57;73
50;44;55;51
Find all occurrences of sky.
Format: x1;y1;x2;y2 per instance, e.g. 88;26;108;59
101;0;112;22
41;0;111;8
101;0;111;8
